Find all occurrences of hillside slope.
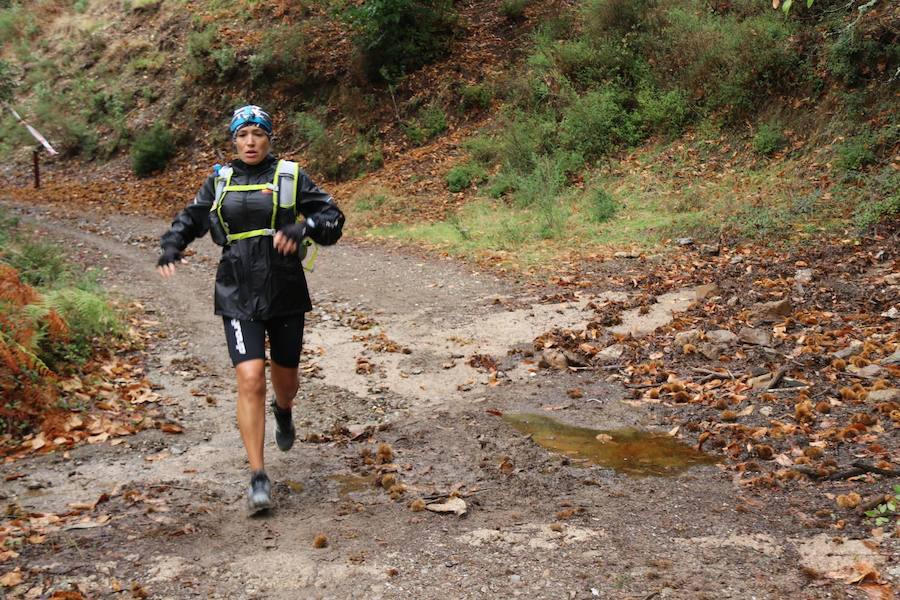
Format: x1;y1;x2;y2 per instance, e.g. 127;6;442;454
0;0;897;265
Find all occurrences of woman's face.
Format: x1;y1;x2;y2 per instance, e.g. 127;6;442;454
234;125;270;165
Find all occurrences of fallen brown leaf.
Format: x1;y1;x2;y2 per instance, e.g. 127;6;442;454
0;568;24;587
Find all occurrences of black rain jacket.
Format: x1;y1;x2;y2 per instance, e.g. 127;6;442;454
159;154;344;320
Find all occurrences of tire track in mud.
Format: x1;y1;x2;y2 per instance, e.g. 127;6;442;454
0;202;849;600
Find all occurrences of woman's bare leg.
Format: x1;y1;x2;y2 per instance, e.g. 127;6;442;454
235;359;267;471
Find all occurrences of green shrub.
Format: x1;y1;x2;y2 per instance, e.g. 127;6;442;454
401;121;426;145
346;0;457;82
827;27;900;87
184;25;237;81
853;195;900;231
501;0;528;20
344;135;384;178
850;166;899;229
0;4;31;45
128;51;166;73
211;46;237;80
247;46;274;82
583;0;655;39
511;151;579;209
586;188;617;223
419;104;447;137
0;58;16;103
559;89;638;161
486;171;519;199
445;162;487;192
581;35;648;89
184;25;216;78
464;134;502;166
497;112;556;175
636;87;688;136
403;104;447;145
579;2;797;121
752;122;787;156
294;112;382;180
836;134;875;172
6;240;67;289
516;155;573;238
459;83;492;111
131;122;175;177
294;111;327;145
125;0;162;11
553;39;607;89
247;25;307;87
59;118;100;158
502;68;554;113
27;76;133;159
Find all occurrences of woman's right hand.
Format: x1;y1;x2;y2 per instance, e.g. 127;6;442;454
274;222;307;255
157;246;182;278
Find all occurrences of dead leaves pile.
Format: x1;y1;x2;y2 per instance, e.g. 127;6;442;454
534;231;899;534
1;299;189;459
353;331;411;355
2;353;183;461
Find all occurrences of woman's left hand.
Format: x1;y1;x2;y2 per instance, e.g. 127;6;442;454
274;223;307;255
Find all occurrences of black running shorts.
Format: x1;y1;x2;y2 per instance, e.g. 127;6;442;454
222;315;305;367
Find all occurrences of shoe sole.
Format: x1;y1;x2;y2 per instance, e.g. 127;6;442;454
248;493;272;514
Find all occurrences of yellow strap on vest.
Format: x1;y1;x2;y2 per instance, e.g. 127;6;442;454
223;183;273;192
226;228;276;243
215;168;234;239
301;238;318;273
213;162;318;271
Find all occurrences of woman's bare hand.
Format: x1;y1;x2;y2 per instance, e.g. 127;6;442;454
156;246;182;277
157;263;177;278
273;231;299;255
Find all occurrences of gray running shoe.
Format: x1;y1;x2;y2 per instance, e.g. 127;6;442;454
247;471;272;514
272;400;296;452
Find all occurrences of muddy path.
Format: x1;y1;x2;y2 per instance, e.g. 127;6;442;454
0;201;888;599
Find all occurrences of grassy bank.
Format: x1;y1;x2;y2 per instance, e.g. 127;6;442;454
351;129;899;271
0;208;121;443
347;0;898;265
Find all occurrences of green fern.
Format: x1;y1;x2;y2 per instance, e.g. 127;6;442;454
27;289;121;364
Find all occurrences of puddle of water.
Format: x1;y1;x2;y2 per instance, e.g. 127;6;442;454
328;474;376;495
284;480;304;494
503;413;717;477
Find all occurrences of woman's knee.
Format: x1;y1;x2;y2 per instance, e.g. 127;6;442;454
235;359;266;396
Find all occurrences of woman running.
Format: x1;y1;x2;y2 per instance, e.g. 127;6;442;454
156;105;344;514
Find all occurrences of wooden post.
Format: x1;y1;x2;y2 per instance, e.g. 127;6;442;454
33;148;40;189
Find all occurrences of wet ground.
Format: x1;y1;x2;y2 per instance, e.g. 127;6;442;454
502;413;718;476
0;200;895;599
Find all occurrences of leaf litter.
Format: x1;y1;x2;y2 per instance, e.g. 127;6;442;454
527;227;899;586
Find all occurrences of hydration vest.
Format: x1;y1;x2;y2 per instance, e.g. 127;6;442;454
209;160;317;269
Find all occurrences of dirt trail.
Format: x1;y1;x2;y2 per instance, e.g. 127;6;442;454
0;201;884;600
